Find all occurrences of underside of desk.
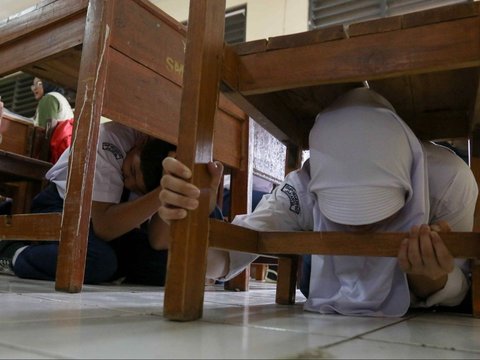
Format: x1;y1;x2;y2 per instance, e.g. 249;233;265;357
223;2;480;149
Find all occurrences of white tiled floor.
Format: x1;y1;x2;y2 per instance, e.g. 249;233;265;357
1;274;479;359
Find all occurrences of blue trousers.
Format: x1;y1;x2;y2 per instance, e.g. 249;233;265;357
299;255;311;298
12;183;169;285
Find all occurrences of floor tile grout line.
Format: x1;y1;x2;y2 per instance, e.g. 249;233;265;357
309;315;418;351
0;310;169;326
312;313;480;355
353;336;480;354
0;340;75;359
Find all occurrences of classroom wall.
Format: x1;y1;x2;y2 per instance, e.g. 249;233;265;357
0;0;39;20
1;1;309;41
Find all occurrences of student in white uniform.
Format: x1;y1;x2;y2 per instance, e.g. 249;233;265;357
158;87;478;317
31;77;75;164
0;122;178;285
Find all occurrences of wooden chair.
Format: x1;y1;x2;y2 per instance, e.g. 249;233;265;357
163;0;480;321
0;0;248;292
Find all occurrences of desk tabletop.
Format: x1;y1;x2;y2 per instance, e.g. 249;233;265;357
0;149;52;182
224;2;480;148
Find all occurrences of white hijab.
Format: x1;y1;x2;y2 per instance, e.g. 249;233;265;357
306;88;429;316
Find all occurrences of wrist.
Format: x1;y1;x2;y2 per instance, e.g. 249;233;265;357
407;273;448;299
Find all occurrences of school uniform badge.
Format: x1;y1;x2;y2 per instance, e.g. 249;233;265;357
281;184;300;214
102;142;124;160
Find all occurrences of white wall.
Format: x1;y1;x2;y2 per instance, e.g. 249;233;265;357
245;0;308;40
1;1;308;41
0;0;40;20
152;0;309;41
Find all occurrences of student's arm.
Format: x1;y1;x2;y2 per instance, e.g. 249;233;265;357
91;187;162;241
398;222;454;299
158;158;224;221
147;212;170;250
402;146;477;305
158;157;230;279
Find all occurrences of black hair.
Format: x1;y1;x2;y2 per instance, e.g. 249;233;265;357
140;139;176;192
41;79;67;96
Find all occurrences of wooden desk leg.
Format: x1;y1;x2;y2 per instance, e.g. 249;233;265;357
472;157;480;232
276;256;299;305
22;181;43;214
225;268;250;291
12;183;26;214
252;264;268;280
273;144;303;305
163;0;226;321
9;183;25;214
223;164;250;292
55;0;110;293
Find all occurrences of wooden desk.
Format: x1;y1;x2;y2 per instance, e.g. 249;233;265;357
0;112;35;156
163;1;480;320
0;0;249;292
221;3;480;147
0;111;49;159
0;150;51;182
0;0;247;168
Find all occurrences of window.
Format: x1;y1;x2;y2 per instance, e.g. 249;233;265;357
182;5;246;44
309;0;471;29
225;6;247;44
0;73;36;118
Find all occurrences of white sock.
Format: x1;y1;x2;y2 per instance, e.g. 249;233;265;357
11;246;28;266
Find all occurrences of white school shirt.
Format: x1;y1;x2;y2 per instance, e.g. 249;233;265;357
227;142;477;316
46;92;74;122
45;122;147;202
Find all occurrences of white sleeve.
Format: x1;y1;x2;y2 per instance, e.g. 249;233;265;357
45;147;70;199
411;265;470;308
92;122;144;203
222;165;314;280
422;143;478;307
